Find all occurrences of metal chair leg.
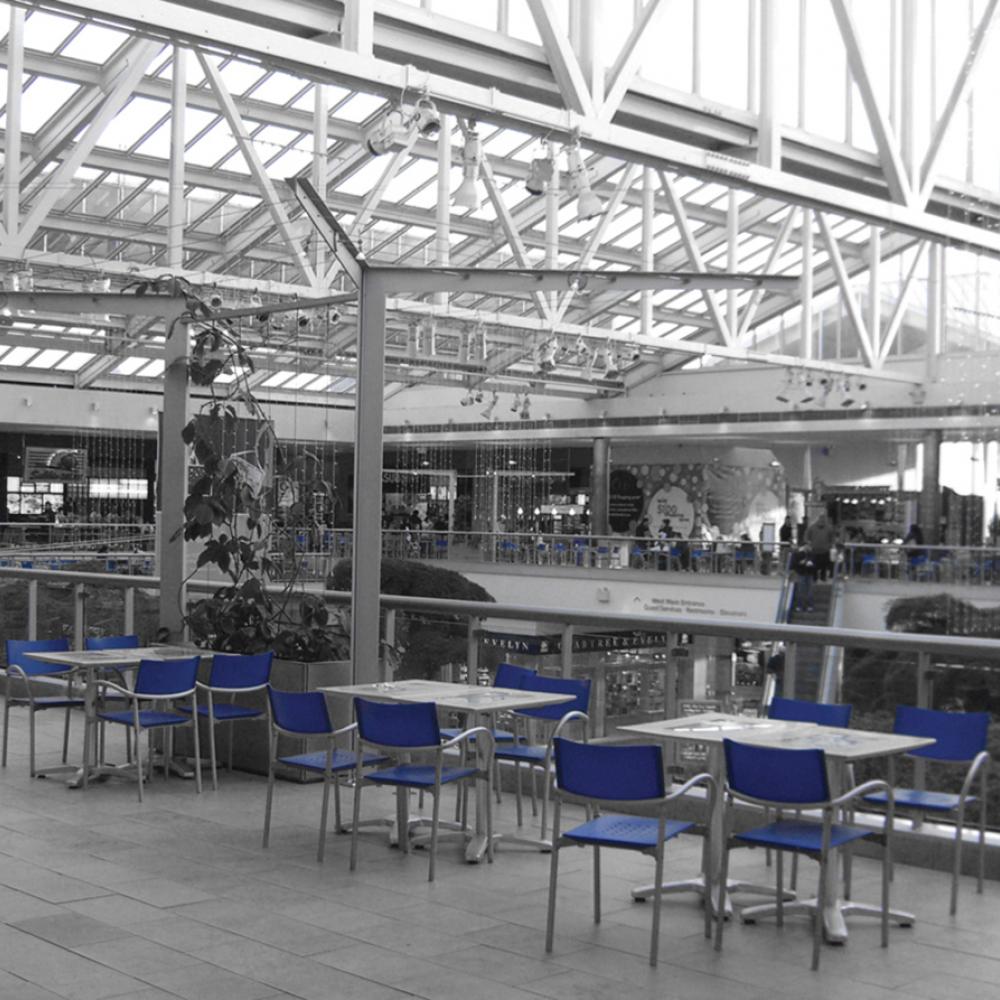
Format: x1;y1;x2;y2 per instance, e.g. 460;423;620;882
428;787;441;882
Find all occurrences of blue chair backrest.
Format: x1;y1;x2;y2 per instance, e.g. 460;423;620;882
354;698;440;748
134;656;200;697
85;634;140;651
494;662;536;690
723;738;830;805
768;697;852;729
894;705;990;763
554;737;664;801
6;637;70;675
268;688;332;735
517;674;591;721
209;651;273;690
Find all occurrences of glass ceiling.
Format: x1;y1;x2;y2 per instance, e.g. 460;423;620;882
0;1;993;402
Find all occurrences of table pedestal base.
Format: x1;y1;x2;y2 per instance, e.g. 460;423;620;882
739;896;914;943
631;876;793;918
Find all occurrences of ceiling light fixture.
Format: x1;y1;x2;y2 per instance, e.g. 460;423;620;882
525;156;553;196
566;138;604;221
364;98;438;155
452;126;482;210
480;391;498;420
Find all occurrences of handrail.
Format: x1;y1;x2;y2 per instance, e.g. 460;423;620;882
3;565;1000;662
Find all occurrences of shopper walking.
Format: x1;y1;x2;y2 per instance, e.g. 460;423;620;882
805;512;835;580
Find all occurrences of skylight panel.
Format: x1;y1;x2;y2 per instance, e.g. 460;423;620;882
382;160;437;203
97;96;169;152
250;72;308;107
60;24;131;63
135;359;165;378
216;58;267;96
20;78;79;133
185;123;239;167
264;147;312;178
23;11;77;53
56;351;96;372
282;372;318;390
337;159;392;197
303;374;333;391
0;346;38;366
25;348;65;368
483;128;535;158
330;377;356;393
405;185;438;210
112;356;146;376
334;93;389;124
291;83;350;112
262;370;295;388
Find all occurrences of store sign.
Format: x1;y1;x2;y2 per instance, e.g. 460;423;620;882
480;629;672;655
608;469;645;532
23;447;87;482
648;485;694;536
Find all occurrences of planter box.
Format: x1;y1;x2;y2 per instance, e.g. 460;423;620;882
180;657;353;782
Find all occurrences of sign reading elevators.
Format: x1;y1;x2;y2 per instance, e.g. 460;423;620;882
23;447;87;482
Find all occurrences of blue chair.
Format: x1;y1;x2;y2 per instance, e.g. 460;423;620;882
350;698;493;881
3;638;83;777
768;697;852;729
494;674;591;839
85;634;139;651
263;689;387;862
178;651;273;790
85;634;140;763
716;739;894;970
97;656;203;802
545;738;716;966
863;706;990;915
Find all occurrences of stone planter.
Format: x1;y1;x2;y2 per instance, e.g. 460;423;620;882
180;657;353;782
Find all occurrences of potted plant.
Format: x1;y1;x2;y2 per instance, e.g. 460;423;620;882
131;276;352;775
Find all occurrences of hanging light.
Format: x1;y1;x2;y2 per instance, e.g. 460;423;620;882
452;127;482;210
775;369;793;404
520;395;531;420
480;391;498;420
525;156;553;196
537;340;558;373
510;393;521;413
207;285;224;309
364;105;416;155
460;390;475;407
840;378;856;408
411;95;441;137
602;342;620;378
566;140;603;221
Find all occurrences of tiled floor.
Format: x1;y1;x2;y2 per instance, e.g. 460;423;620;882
0;711;997;1000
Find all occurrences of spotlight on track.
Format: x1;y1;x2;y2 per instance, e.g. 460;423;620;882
364;106;417;155
411;96;440;137
452;126;482;210
602;343;620;378
840;378;855;408
480;391;498;420
566;138;604;221
537;340;558;373
510;393;521;413
520;394;531;420
460;390;475;407
525;156;553;196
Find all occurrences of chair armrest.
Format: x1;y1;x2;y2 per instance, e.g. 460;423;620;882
829;778;893;809
332;721;358;740
959;750;991;800
665;770;716;802
94;678;134;700
441;725;495;758
549;710;589;743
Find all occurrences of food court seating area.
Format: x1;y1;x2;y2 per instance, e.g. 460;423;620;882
0;698;994;1000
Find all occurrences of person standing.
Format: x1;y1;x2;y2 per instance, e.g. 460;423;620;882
805;512;835;580
789;544;817;611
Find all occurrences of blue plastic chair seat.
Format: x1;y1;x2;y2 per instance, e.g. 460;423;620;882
864;787;966;812
365;764;478;787
734;819;874;852
280;749;388;772
439;726;517;743
563;815;693;849
176;703;263;721
494;743;546;763
98;709;191;728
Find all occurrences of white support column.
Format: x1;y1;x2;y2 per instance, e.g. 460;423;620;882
312;84;328;276
800;208;813;360
758;0;780;168
351;271;386;684
926;243;943;382
692;0;702;94
640;166;654;337
727;190;739;335
4;6;24;240
434;113;451;307
167;45;186;272
569;0;603;108
343;0;374;57
868;226;881;361
899;0;918;191
545;141;559;313
159;320;189;640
